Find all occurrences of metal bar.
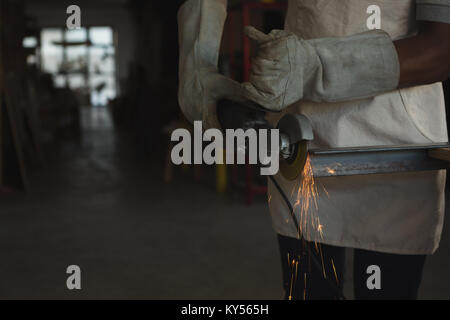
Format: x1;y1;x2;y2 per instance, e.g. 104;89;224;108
310;143;450;155
309;144;450;177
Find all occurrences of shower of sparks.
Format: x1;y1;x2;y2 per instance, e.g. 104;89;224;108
292;155;320;241
286;155;343;300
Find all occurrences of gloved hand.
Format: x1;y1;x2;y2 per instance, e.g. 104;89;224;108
178;0;246;129
242;26;400;111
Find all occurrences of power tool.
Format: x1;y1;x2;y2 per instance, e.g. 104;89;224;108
217;99;450;180
216;98;450;301
217;99;313;181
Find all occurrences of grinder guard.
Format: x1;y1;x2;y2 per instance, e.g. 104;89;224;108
216;99;314;181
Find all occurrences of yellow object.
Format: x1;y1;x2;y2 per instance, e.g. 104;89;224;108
279;141;308;181
216;149;227;193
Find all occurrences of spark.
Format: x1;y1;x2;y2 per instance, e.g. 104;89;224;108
291;155;322;242
331;258;339;285
304;273;307;300
321;185;330;198
288;257;296;301
318;244;326;279
317;224;324;238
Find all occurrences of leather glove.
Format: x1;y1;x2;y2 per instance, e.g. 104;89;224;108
242;26;400;111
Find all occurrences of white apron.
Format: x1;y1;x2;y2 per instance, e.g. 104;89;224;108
268;0;448;254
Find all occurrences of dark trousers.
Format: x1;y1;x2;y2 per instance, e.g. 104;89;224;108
278;234;427;300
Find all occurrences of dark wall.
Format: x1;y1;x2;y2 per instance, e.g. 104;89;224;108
128;1;184;155
445;80;450;137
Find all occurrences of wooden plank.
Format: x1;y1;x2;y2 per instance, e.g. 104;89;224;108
0;95;3;187
0;0;34;191
8;74;45;167
0;0;4;188
24;80;46;167
4;83;29;192
429;148;450;162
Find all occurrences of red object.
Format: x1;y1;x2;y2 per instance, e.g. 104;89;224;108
0;186;15;194
226;2;288;205
231;2;288;82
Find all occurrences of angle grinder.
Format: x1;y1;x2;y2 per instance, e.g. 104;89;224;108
217;99;314;180
217;99;345;300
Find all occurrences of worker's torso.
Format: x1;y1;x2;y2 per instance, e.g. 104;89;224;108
279;0;448;148
286;0;417;40
268;0;448;254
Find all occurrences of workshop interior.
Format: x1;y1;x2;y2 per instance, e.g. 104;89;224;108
1;0;450;301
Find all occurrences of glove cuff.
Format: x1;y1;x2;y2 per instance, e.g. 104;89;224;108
178;0;227;125
303;30;400;103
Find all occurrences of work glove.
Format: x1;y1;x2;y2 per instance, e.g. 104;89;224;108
242;26;400;111
178;0;246;129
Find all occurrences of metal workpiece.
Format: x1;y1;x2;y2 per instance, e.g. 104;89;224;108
217;99;450;180
308;144;450;177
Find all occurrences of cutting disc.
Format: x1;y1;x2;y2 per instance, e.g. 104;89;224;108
277;113;313;181
280;140;308;181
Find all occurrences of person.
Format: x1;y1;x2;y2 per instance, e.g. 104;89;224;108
178;0;450;299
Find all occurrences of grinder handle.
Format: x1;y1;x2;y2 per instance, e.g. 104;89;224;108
217;99;272;131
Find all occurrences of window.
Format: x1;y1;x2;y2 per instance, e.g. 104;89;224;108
40;26;116;107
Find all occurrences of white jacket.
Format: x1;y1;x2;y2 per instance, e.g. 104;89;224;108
268;0;448;254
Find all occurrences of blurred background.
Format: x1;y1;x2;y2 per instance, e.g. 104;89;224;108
0;0;449;299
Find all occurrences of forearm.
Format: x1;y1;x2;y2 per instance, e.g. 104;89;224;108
178;0;227;69
178;0;245;128
395;22;450;88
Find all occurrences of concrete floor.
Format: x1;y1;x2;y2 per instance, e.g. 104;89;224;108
0;108;449;299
